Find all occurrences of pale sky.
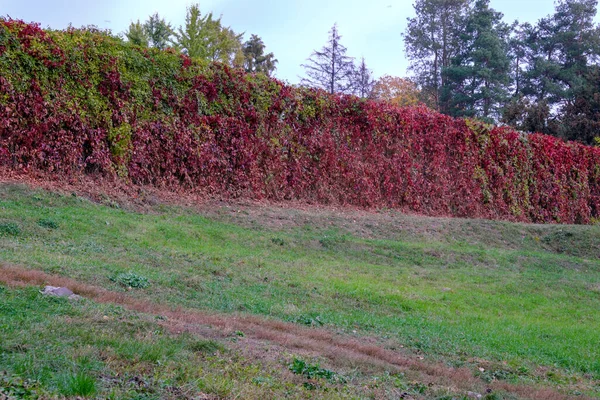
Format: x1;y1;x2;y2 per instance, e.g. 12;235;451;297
2;0;599;84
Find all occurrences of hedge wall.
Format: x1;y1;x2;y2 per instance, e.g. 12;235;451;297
1;20;599;223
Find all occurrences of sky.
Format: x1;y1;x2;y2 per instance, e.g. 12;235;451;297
2;0;600;84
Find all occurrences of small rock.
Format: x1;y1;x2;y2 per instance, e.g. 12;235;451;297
40;285;80;300
467;391;482;399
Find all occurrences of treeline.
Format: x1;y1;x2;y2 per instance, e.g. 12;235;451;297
404;0;600;145
124;4;277;76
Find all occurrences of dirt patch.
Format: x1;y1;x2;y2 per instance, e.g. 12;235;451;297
0;263;587;400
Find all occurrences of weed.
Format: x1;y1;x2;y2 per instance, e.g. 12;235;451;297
289;358;343;383
271;237;286;246
59;372;97;397
37;218;59;229
319;234;347;248
188;340;226;355
0;373;46;398
0;221;20;236
293;314;324;326
110;271;149;289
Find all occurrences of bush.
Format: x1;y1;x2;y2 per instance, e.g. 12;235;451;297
1;18;599;224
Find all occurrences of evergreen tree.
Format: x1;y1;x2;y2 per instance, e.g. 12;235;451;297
125;20;149;47
504;0;600;142
301;24;355;94
351;57;375;98
442;0;511;121
144;13;173;50
243;34;277;76
404;0;473;112
526;0;599;105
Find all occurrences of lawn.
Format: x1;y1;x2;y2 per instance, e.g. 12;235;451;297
1;183;599;399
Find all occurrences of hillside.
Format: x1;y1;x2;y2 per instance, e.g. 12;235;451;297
1;19;599;224
1;183;600;399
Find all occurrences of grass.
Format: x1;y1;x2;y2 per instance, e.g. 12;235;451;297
1;183;600;398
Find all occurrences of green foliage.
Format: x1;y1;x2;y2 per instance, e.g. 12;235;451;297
288;358;342;382
404;0;473;112
0;373;46;399
318;233;347;248
174;3;243;66
292;314;324;326
144;13;173;50
107;122;132;169
188;339;226;355
242;34;277;76
124;20;149;47
442;0;511;121
271;237;285;246
59;372;97;397
110;271;150;289
37;218;59;229
0;221;21;236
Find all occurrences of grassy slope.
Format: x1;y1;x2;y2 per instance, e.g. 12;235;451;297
1;183;600;399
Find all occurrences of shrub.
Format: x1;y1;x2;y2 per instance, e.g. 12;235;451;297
1;18;599;224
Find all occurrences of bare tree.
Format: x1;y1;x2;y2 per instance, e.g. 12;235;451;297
301;24;355;94
351;57;375;98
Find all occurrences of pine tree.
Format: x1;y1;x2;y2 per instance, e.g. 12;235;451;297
404;0;473;112
243;34;277;76
144;13;173;50
505;0;600;142
301;24;355;94
442;0;511;121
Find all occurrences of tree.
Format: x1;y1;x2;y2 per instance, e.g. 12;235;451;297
371;76;422;107
350;57;375;98
174;4;244;66
301;24;355;94
525;0;600;105
243;34;277;76
442;0;511;121
560;65;600;144
403;0;473;112
506;22;533;98
125;20;149;47
174;4;208;58
144;13;173;50
503;0;600;142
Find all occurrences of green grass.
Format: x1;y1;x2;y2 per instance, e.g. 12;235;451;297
0;285;381;399
1;183;600;398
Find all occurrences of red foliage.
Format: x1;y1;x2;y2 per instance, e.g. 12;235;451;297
1;20;599;223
